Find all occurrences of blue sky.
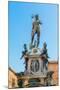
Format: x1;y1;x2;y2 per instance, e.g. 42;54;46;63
8;1;58;72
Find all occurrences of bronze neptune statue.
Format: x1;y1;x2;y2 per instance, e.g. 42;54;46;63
31;14;42;47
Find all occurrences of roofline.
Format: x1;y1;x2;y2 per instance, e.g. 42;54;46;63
8;67;16;75
48;61;58;64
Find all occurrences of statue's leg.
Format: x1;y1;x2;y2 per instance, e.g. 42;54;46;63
37;31;40;47
31;30;34;45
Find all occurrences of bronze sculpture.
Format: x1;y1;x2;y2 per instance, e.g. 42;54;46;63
19;14;55;87
31;14;42;47
20;44;28;59
40;42;49;57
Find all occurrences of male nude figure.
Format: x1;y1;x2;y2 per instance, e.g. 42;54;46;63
31;14;42;47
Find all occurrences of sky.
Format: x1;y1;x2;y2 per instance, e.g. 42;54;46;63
8;1;58;72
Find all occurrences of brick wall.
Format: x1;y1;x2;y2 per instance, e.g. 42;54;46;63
48;61;58;85
8;68;18;88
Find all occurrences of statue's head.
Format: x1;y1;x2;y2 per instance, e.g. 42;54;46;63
35;14;39;20
24;44;27;49
32;14;39;21
43;42;47;48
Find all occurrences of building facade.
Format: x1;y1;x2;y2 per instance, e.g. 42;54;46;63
8;61;58;88
8;67;18;88
48;61;58;85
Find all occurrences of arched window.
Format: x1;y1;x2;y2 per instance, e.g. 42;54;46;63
30;60;39;72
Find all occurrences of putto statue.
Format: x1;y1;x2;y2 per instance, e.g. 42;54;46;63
41;42;49;58
20;44;28;59
31;14;42;47
41;42;49;70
